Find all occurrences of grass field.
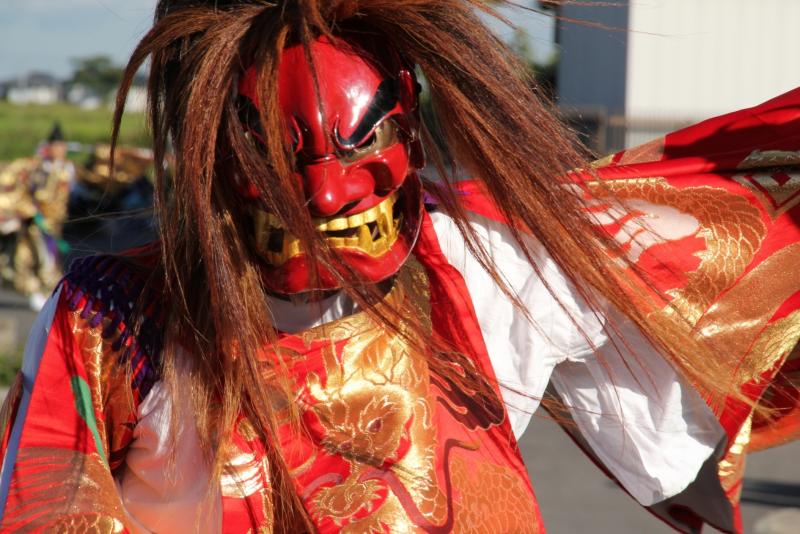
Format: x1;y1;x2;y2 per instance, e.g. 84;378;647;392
0;102;149;161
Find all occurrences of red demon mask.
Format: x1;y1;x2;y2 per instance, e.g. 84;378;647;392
239;37;424;294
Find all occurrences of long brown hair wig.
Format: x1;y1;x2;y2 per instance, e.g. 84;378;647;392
112;0;740;529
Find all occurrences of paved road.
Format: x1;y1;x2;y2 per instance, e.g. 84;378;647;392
1;282;798;532
0;286;36;353
519;415;800;533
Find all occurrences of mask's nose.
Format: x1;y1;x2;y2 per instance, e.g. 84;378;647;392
301;158;374;217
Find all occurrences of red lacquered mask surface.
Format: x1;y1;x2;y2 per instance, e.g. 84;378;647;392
239;37;424;294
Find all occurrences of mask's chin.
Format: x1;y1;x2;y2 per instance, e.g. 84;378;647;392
270;276;397;305
255;175;423;296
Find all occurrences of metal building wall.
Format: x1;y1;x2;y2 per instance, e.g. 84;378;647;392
625;0;800;145
556;1;630;115
555;0;800;152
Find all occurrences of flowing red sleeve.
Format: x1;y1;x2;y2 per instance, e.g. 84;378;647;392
0;288;131;531
454;87;800;534
0;254;161;532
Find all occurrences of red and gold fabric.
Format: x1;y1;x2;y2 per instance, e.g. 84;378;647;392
254;246;542;532
0;246;542;533
592;89;800;532
0;255;162;532
456;87;800;533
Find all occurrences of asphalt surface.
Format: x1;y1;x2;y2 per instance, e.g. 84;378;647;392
519;415;800;533
1;262;798;533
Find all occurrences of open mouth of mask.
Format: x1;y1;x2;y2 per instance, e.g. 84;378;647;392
253;190;403;265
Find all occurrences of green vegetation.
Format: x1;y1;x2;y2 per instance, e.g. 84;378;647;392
71;56;126;105
509;28;558;98
0;347;23;386
0;102;149;161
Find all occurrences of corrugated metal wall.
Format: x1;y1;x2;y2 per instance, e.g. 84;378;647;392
626;0;800;121
557;0;800;152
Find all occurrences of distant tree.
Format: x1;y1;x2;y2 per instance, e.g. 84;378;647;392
485;2;559;97
509;29;558;99
70;56;124;103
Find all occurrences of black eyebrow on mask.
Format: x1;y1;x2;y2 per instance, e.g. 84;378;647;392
335;78;399;150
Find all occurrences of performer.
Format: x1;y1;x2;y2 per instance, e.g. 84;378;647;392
0;123;73;310
0;1;798;532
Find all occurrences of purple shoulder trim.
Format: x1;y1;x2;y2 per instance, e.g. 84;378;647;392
60;255;164;402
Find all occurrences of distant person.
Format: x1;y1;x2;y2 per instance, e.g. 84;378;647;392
64;142;156;264
0;123;72;310
33;122;75;235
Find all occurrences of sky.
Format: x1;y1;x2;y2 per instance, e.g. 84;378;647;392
0;1;555;81
0;0;158;80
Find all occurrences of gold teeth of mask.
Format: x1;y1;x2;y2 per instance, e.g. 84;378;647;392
254;191;401;265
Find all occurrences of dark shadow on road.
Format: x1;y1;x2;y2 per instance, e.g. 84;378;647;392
741;479;800;508
0;301;35;311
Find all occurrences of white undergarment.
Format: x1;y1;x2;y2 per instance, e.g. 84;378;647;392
431;211;723;506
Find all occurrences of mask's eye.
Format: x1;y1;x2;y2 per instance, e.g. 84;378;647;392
339;119;398;164
238;95;267;149
244;130;263;147
289;116;304;155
